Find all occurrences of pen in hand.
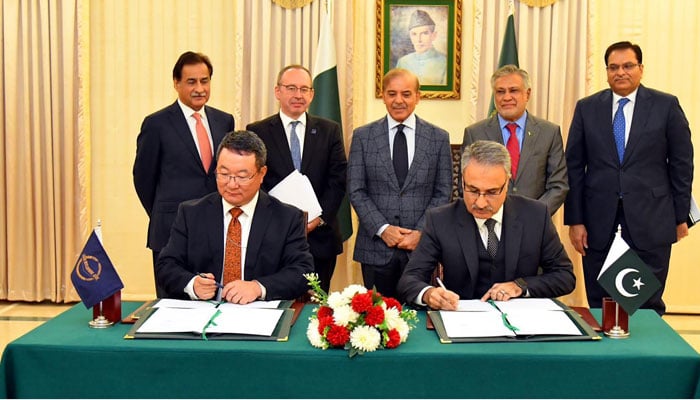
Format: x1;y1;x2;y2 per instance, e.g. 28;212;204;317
198;273;224;289
435;277;447;290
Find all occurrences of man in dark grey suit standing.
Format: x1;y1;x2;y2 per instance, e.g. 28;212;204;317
133;51;235;297
565;41;693;314
348;68;452;298
462;65;568;215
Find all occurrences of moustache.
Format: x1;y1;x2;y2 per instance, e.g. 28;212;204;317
471;204;494;212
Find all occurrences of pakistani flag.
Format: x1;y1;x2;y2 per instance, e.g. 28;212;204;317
597;228;661;315
488;13;520;117
309;1;352;241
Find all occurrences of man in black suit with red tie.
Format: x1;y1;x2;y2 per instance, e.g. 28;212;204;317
247;65;347;293
565;41;693;314
133;51;235;297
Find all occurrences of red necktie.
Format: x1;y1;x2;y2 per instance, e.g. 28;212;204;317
193;112;212;171
505;123;520;179
223;208;243;285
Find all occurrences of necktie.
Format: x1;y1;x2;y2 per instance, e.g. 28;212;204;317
223;207;243;285
290;121;302;171
484;218;499;259
613;98;630;163
193;112;212;171
505;123;520;179
393;124;408;187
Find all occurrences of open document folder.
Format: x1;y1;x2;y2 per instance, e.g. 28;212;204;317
268;170;322;221
428;298;600;343
124;299;294;341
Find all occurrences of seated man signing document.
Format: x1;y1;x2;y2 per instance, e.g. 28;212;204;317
397;140;575;310
156;130;314;303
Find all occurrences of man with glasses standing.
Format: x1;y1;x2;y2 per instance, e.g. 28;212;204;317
247;65;347;294
156;131;314;302
397;140;575;309
565;41;693;315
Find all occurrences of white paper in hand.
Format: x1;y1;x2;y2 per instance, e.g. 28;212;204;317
268;170;323;220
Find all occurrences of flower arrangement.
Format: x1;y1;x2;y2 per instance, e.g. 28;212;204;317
304;273;418;357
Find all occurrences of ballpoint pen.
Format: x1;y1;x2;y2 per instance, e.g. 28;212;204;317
435;277;447;290
198;273;224;289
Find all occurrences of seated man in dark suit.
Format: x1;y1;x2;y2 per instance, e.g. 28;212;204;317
397;140;575;310
156;130;314;303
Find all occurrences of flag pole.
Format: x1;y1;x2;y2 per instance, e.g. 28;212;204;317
88;219;116;328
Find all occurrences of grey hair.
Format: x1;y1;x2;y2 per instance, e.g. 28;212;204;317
490;64;531;90
216;130;267;170
461;140;512;179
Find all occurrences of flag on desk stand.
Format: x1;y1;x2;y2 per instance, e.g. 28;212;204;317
597;227;661;315
309;0;352;241
487;4;519;117
71;230;124;308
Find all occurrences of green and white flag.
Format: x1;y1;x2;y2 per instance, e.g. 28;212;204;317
309;0;352;241
488;12;519;117
597;227;661;315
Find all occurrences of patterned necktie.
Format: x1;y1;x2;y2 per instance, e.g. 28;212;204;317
290;121;302;171
505;123;520;179
613;98;630;163
393;124;408;187
193;112;212;171
223;207;243;285
484;218;499;259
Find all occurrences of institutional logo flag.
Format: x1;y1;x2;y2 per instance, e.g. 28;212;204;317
309;0;352;241
597;228;661;315
488;11;520;117
71;230;124;308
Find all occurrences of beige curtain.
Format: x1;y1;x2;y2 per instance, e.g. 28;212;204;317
0;0;89;302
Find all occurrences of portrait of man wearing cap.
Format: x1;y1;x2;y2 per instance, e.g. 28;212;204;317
396;9;447;86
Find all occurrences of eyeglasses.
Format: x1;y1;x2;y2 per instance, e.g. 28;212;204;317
606;63;640;73
215;171;258;185
279;85;314;95
463;181;507;200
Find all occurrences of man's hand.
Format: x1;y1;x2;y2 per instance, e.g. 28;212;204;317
423;287;459;310
193;273;218;300
677;222;689;241
307;216;322;233
480;282;522;302
380;225;412;247
222;280;262;304
568;224;588;256
397;230;421;251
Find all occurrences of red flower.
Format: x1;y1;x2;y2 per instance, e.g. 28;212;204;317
318;315;334;334
326;324;350;347
364;305;385;326
318;306;333;319
385;329;401;348
383;297;401;311
351;292;373;313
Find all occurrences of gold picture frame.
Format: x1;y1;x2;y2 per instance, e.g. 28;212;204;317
376;0;462;99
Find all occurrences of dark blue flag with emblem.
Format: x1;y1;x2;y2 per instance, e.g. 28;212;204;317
597;229;661;315
71;230;124;308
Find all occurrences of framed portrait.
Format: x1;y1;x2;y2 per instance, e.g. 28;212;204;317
376;0;462;99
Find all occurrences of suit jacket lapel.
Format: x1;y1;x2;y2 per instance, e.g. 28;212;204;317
405;117;429;187
455;203;480;297
517;114;540;184
268;115;296;172
206;194;226;281
301;113;318;173
485;116;504;143
596;90;619;163
374;117;398;189
502;198;522;280
244;192;272;279
168;102;203;167
623;85;651;164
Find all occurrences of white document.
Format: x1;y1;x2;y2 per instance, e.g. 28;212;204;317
136;306;284;336
205;308;284;336
268;170;322;220
136;308;219;333
152;299;217;309
441;310;515;338
504;310;582;336
689;195;700;226
217;300;282;310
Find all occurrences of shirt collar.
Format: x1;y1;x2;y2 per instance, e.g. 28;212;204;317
473;205;504;228
222;190;259;218
387;113;416;132
497;111;528;131
613;88;638;105
177;99;206;120
279;111;307;128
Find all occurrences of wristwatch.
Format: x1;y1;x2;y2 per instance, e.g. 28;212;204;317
317;218;326;227
514;278;528;297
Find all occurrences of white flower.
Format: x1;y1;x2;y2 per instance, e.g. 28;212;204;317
307;318;328;349
341;284;367;298
327;291;350;309
350;325;381;352
383;307;402;329
394;319;410;343
332;304;359;327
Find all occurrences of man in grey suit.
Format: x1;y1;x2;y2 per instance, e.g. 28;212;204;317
462;65;567;215
348;68;452;298
565;41;693;314
397;141;575;309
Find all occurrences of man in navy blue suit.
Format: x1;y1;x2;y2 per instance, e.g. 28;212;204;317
133;52;235;297
565;41;693;314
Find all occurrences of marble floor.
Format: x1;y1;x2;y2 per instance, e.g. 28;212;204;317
0;301;699;355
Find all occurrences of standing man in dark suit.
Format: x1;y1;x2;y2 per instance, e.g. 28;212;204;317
398;140;574;308
348;68;452;298
133;52;235;297
247;65;347;294
565;41;693;314
156;131;313;302
462;65;568;215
